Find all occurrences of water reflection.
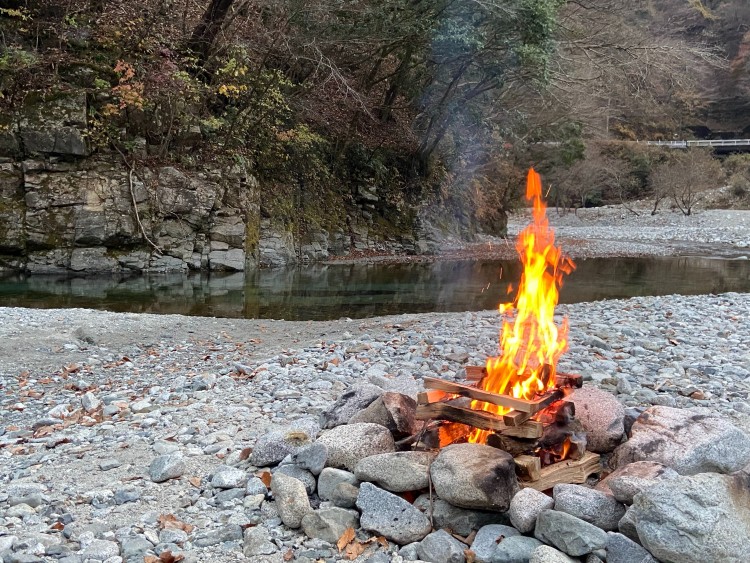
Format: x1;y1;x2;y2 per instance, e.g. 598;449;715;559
0;256;749;320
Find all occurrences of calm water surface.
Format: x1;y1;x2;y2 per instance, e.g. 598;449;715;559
1;256;749;320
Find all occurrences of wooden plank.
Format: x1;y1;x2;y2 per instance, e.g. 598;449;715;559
503;409;532;426
514;455;541;481
465;366;486;382
424;377;538;413
520;452;601;491
417;390;449;405
501;421;543;439
467;367;581;390
415;403;543;439
423;377;563;414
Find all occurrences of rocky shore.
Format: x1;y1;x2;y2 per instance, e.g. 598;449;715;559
1;290;750;562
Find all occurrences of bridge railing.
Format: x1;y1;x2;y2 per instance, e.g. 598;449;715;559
643;139;750;148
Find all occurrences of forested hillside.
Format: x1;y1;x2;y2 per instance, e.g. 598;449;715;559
0;0;744;272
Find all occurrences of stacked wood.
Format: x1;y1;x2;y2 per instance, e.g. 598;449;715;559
415;373;599;490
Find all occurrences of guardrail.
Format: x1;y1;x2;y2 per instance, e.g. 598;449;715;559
644;139;750;148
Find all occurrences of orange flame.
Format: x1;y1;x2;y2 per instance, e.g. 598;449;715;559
470;168;574;443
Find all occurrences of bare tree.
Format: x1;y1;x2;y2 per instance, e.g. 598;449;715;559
651;149;722;215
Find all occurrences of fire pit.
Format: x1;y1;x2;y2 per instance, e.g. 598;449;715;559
414;168;600;490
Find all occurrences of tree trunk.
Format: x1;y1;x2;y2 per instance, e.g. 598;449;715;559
188;0;236;71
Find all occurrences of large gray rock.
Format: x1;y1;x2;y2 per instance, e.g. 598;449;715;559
611;406;750;475
534;509;608;557
354;451;436;492
149;454;185;483
356;482;431;545
568;386;625;453
301;507;359;544
530;545;579;563
628;471;750;563
317;468;359;502
553;484;626;531
617;507;640;543
321;383;384;428
469;524;521;562
606;532;658;563
243;526;278;557
250;418;320;467
270;472;313;529
349;392;420;437
415;497;510;536
597;461;679;504
289;442;328;475
430;443;518;512
317;423;395;471
509;488;555;534
81;539;120;560
273;465;316;495
491;536;545;563
211;465;247;489
417;529;467;563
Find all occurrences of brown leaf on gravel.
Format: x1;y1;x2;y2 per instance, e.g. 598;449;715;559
239;447;252;460
49;522;64;531
344;541;365;560
283;549;294;561
464;549;476;563
157;551;184;563
158;514;195;533
336;527;355;552
188;477;202;488
259;470;272;488
144;556;161;563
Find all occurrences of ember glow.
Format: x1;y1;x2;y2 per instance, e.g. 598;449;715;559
470;168;575;443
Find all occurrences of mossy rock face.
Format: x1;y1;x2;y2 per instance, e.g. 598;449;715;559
19;90;88;157
0;166;26;253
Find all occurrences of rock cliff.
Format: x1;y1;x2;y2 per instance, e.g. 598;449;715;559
0;92;435;273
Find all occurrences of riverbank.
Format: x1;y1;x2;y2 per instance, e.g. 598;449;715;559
1;291;750;562
329;204;750;264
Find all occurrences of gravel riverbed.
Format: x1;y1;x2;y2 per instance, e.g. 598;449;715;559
1;289;750;562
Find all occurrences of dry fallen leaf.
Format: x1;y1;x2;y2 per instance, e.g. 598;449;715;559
188;477;202;488
239;447;252;461
158;514;195;533
259;470;272;488
464;549;476;563
144;556;161;563
158;551;185;563
336;527;356;552
344;541;365;560
283;549;294;561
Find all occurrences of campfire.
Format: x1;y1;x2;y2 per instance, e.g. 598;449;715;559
415;168;600;490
